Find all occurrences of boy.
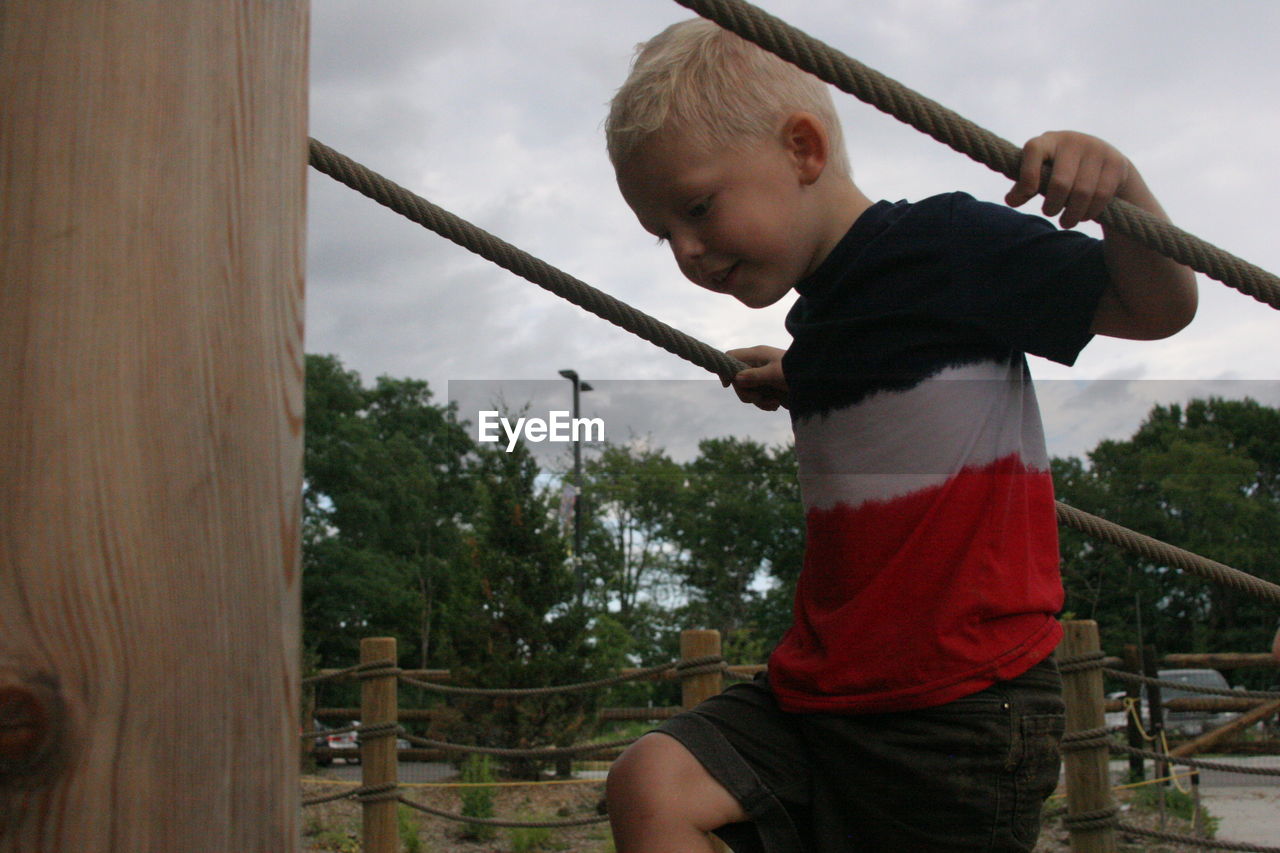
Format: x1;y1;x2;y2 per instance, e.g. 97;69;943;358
604;18;1196;853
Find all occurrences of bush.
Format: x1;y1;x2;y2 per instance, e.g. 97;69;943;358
459;754;498;841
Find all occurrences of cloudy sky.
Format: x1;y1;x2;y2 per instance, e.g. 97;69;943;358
306;0;1279;464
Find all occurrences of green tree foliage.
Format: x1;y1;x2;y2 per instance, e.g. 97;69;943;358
1053;397;1280;662
579;443;686;659
671;439;804;663
446;439;618;777
303;354;477;672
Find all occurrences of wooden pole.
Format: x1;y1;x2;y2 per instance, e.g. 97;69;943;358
680;630;724;710
361;638;399;853
679;630;727;853
1059;620;1117;853
0;2;307;850
1170;697;1280;759
1121;644;1145;781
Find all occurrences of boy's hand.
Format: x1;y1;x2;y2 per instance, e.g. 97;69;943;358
724;345;789;411
1005;131;1131;229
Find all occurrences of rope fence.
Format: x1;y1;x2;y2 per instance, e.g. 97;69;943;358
303;630;1279;852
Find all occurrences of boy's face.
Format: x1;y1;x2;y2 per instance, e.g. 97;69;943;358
615;127;827;309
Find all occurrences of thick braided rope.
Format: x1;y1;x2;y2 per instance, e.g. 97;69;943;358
1117;823;1280;853
308;144;1280;605
308;138;746;382
397;795;608;829
675;0;1280;310
1056;502;1280;605
1104;668;1280;700
1061;806;1119;833
301;782;398;807
400;732;634;759
395;655;724;697
1113;746;1280;778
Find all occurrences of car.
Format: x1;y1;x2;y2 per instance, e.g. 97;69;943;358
309;719;333;767
326;722;361;764
1157;669;1235;735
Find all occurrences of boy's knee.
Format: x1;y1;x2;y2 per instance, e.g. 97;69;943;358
607;732;675;806
606;732;745;831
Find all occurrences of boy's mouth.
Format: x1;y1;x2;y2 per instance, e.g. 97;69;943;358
706;262;739;292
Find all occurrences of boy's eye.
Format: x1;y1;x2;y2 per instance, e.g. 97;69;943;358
688;198;712;219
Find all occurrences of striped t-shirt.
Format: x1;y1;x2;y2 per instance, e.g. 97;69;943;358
770;192;1110;714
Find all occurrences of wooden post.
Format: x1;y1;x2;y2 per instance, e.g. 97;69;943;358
1059;621;1117;853
680;630;724;710
1121;644;1145;781
361;638;399;853
0;2;307;851
680;630;727;853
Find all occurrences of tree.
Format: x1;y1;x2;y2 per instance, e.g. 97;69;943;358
1054;397;1280;661
670;438;804;663
302;354;478;672
579;442;686;658
446;438;619;777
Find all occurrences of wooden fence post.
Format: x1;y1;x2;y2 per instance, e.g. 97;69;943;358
361;638;400;853
0;2;307;850
1059;620;1117;853
680;630;727;853
680;630;724;710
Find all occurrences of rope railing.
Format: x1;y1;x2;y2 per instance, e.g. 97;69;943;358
302;633;727;836
675;0;1280;311
1104;668;1280;701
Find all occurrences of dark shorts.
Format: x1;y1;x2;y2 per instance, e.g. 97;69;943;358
656;657;1065;852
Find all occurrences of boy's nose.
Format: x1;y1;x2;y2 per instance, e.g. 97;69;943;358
670;231;704;266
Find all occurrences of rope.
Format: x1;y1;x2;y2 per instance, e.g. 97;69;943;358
1056;503;1280;605
1117;823;1280;853
1113;746;1280;777
1061;806;1119;833
396;795;609;829
308;138;746;383
395;655;723;697
400;732;635;759
1105;668;1280;700
302;659;396;686
302;782;398;808
674;0;1280;310
1058;651;1106;674
1058;727;1112;753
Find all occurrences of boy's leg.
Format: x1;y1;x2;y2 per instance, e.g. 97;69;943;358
607;677;813;853
606;732;747;852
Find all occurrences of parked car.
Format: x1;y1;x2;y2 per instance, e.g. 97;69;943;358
309;719;332;767
1104;670;1237;736
1158;669;1235;735
325;722;361;764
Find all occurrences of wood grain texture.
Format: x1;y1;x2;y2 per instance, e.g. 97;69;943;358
0;2;308;850
1059;621;1117;853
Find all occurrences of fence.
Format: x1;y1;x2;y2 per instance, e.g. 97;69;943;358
300;624;1280;853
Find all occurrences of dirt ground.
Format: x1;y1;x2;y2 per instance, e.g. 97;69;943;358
301;774;1243;853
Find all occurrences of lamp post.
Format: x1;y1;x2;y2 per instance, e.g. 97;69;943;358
558;369;592;606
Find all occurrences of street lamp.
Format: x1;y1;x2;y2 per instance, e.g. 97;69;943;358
558;369;592;605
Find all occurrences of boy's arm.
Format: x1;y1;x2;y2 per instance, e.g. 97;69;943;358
1005;131;1198;341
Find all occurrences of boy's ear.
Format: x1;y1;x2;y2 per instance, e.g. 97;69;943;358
782;113;829;185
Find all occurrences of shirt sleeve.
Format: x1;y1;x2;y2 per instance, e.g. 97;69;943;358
943;193;1111;366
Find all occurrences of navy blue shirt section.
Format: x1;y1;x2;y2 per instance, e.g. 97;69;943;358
783;193;1111;419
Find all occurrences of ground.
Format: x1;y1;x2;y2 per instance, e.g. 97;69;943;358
301;772;1239;852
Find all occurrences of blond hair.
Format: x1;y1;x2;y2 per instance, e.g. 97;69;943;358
606;18;849;176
